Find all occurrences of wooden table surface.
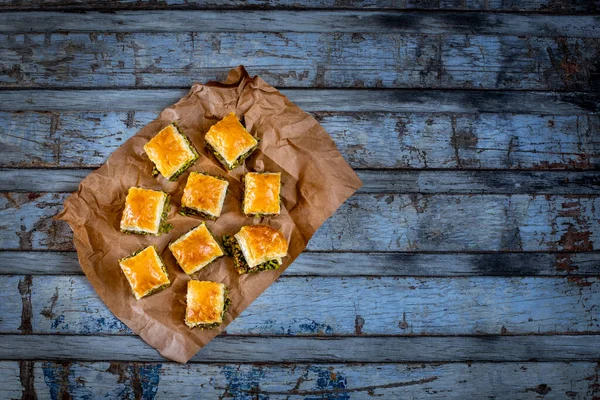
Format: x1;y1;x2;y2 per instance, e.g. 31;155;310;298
1;1;599;398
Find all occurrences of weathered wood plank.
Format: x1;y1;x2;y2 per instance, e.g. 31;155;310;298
0;362;22;400
1;0;597;13
2;335;599;362
2;111;599;169
8;361;592;399
2;11;600;38
2;251;600;276
3;169;598;194
1;275;589;336
1;193;598;252
1;89;598;114
0;276;23;333
2;33;599;90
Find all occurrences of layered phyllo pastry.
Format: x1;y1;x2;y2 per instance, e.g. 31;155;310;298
120;187;172;235
204;112;259;170
223;225;288;274
169;223;224;275
119;245;170;300
185;280;230;329
180;172;229;220
144;124;199;181
243;172;281;217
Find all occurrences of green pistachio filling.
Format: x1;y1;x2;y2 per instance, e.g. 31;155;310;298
222;235;281;274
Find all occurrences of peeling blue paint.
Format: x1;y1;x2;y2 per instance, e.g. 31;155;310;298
306;367;350;400
136;363;162;399
221;365;268;400
41;362;93;400
50;314;65;329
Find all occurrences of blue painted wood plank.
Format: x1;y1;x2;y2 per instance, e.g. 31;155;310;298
2;169;599;194
14;361;596;399
1;193;598;251
2;250;600;276
1;0;597;13
0;362;22;400
2;11;600;38
0;275;24;333
3;335;600;362
1;89;598;114
1;111;598;169
0;276;588;335
2;33;599;90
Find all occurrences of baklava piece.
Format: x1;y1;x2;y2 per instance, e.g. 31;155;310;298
243;172;281;217
120;187;171;235
223;225;288;274
180;172;229;220
143;124;199;181
169;223;224;275
185;280;230;329
204;112;259;170
119;245;170;300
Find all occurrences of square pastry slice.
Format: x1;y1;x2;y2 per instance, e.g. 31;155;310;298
180;172;229;219
143;124;199;181
223;225;288;274
120;187;171;235
185;280;230;329
204;112;259;170
119;245;170;300
169;223;224;275
243;172;281;216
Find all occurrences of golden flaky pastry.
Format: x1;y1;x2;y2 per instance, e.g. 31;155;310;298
119;246;170;300
143;124;198;180
243;172;281;216
185;280;228;328
169;223;224;275
234;225;288;269
204;112;258;170
181;172;229;219
120;187;169;235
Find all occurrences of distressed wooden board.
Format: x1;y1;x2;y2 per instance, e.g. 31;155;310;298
1;193;598;252
2;111;599;170
2;33;599;90
0;275;590;336
0;361;586;399
1;89;598;114
3;168;599;194
3;11;600;38
0;362;22;400
2;250;600;276
2;334;600;362
1;0;598;13
0;275;23;333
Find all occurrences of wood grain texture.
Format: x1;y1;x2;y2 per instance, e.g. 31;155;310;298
0;275;592;336
2;111;599;170
1;193;598;252
1;0;598;13
0;362;21;400
1;169;599;194
0;361;586;399
2;32;600;90
2;11;600;38
1;89;598;114
2;250;600;276
2;334;599;362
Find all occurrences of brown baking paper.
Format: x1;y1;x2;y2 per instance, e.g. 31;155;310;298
55;66;362;363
